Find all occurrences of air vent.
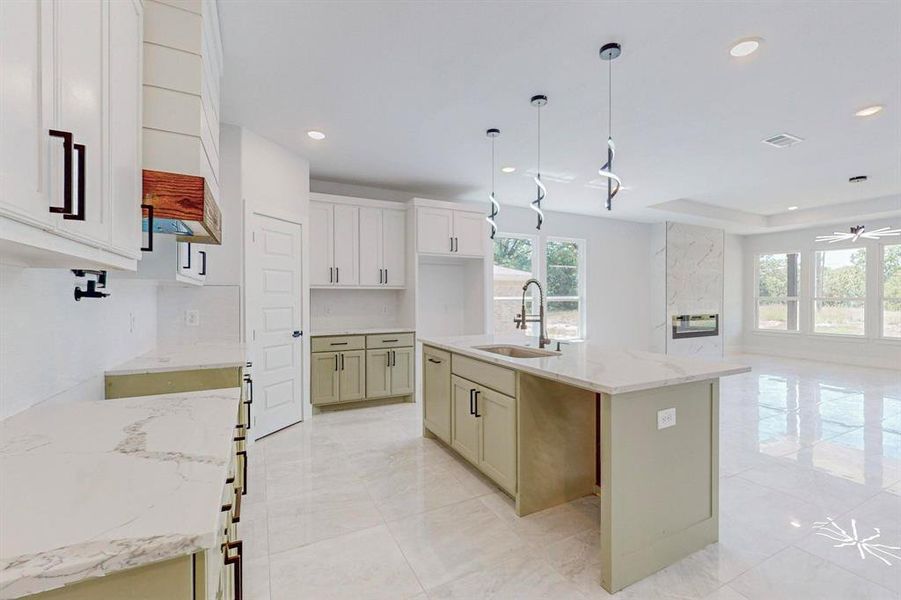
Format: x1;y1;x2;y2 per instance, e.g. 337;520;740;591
761;133;804;148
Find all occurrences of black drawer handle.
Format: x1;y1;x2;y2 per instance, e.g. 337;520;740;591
427;358;442;364
474;390;481;418
237;450;247;496
48;130;73;215
199;250;207;275
140;203;154;252
63;143;86;221
330;342;348;346
382;339;399;343
469;388;475;415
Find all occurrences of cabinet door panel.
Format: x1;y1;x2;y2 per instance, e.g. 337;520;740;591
309;202;334;286
416;207;453;255
452;211;486;257
382;209;405;286
423;348;451;443
339;350;366;402
332;204;359;286
358;206;382;286
0;0;52;226
365;349;391;399
55;0;108;243
311;352;339;405
390;347;414;396
108;0;142;256
478;387;517;494
451;376;479;465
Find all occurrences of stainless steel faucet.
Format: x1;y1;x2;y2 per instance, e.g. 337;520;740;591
514;278;551;349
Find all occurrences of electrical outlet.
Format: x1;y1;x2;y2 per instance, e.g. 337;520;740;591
185;309;200;327
657;407;676;430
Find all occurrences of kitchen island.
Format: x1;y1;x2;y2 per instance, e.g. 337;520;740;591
418;334;749;594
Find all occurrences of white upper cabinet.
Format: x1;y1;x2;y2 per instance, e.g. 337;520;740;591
310;195;407;289
415;203;486;257
0;0;143;270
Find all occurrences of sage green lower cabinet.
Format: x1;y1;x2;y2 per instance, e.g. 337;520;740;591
451;375;480;464
366;349;391;398
338;350;366;401
389;347;414;395
422;346;451;443
311;351;340;405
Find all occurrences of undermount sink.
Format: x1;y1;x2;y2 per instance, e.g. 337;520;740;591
473;344;561;359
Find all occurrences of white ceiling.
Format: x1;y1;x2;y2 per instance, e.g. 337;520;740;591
218;1;901;233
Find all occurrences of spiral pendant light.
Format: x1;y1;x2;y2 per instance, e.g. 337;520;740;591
486;128;500;239
598;42;622;211
530;94;548;230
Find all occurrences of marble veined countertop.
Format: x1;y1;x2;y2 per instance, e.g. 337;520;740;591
0;389;241;599
418;334;750;395
310;327;415;337
105;342;246;376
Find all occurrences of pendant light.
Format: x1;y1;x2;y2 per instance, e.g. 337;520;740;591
598;42;623;211
485;128;501;239
816;225;901;243
530;94;547;230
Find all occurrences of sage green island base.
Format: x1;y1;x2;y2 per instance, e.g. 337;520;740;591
420;338;745;595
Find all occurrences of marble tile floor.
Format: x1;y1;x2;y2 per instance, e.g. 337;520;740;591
239;353;900;599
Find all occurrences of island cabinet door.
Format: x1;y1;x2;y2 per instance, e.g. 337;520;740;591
338;350;366;402
311;352;340;405
451;375;480;465
477;387;517;494
366;348;392;398
422;348;451;443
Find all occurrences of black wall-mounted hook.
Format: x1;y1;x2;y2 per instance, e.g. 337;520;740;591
72;270;110;301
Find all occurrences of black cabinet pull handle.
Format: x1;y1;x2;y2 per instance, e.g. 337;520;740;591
48;130;73;215
182;242;192;269
474;390;481;418
63;143;86;221
427;357;442;364
330;342;348;346
223;540;243;600
329;267;333;283
336;267;339;283
469;388;475;415
379;268;383;284
334;355;338;371
237;450;247;496
382;339;399;343
455;237;459;252
450;237;454;252
341;353;345;370
199;250;207;275
385;268;388;284
140;203;154;252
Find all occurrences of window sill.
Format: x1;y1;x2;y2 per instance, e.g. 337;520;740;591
751;329;801;335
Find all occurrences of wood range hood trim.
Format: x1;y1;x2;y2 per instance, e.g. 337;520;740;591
142;169;222;245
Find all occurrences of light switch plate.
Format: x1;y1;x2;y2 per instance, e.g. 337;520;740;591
657;407;676;430
185;309;200;327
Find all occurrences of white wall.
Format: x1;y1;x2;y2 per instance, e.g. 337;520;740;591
741;218;901;369
493;205;652;350
0;267;157;419
242;128;310;223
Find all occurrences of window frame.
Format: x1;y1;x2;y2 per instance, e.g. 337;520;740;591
753;251;802;334
879;241;901;340
811;246;868;338
544;236;587;341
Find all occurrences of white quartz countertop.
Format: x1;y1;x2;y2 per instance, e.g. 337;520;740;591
0;389;241;599
310;327;414;337
105;342;246;376
418;334;750;395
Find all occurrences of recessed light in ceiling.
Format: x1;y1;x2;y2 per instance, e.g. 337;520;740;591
501;166;516;173
729;38;762;58
306;130;326;140
849;175;868;183
787;206;799;211
855;105;884;117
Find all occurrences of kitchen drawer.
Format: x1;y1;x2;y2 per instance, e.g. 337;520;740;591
311;335;365;352
452;354;516;398
366;332;414;349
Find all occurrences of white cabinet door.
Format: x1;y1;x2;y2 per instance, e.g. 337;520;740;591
176;241;202;284
309;202;334;286
453;211;486;257
477;387;517;494
0;0;53;227
358;206;382;286
366;348;391;399
54;0;108;243
382;209;405;287
332;204;358;286
451;376;480;465
389;347;414;396
108;0;142;257
194;243;208;283
417;207;453;255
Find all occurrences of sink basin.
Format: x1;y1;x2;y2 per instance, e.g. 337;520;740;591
473;344;561;358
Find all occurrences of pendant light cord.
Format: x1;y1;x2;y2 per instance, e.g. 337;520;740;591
608;58;613;136
537;104;541;176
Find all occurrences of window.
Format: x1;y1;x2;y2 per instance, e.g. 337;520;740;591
814;248;866;335
545;238;584;340
492;235;537;335
883;244;901;338
755;253;800;331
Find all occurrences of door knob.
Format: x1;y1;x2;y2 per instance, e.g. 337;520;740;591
292;330;302;338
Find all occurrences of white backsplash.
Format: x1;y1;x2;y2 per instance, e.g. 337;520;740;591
157;285;241;347
310;288;411;332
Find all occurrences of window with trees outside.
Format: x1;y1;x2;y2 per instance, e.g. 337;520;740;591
883;244;901;338
814;248;866;335
756;253;800;331
545;238;584;339
493;235;537;336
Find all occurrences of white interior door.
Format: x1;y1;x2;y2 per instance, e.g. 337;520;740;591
248;213;304;438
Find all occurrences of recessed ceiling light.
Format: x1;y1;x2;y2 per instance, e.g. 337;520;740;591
855;105;884;117
501;166;516;173
729;38;761;58
787;206;799;211
306;130;326;140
